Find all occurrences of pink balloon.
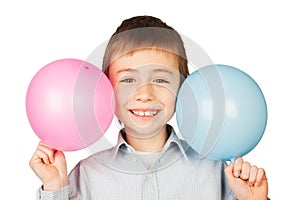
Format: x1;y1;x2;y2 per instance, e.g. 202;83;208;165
26;58;115;151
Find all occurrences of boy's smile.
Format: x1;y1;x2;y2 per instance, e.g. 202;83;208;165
109;49;181;139
130;109;159;117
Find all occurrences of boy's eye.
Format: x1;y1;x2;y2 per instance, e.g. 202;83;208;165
154;79;169;83
120;78;135;83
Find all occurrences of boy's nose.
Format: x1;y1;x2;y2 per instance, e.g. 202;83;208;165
133;83;154;102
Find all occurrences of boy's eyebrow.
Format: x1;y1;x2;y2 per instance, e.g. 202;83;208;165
116;68;137;74
116;67;174;75
152;68;174;75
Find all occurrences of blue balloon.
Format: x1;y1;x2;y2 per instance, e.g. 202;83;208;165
176;64;267;161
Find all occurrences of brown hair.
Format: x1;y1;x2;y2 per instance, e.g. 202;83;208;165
102;16;189;82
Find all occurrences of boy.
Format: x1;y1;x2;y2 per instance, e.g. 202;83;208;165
30;16;268;199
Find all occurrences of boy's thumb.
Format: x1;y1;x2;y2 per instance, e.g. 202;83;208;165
224;163;236;185
224;163;233;177
224;162;245;188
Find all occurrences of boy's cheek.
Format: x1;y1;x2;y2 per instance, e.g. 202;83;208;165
156;86;179;100
109;78;118;88
114;86;135;104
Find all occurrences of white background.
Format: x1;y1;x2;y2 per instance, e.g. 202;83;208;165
1;0;299;199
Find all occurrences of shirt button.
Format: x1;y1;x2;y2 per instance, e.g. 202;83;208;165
147;173;152;179
127;147;132;152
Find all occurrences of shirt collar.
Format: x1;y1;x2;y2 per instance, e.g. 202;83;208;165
161;125;189;160
105;124;188;162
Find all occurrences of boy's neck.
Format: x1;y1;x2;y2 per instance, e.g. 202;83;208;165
124;125;169;152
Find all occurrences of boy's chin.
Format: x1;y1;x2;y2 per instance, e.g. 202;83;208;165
124;123;167;139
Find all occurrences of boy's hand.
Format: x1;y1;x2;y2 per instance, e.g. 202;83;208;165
225;157;268;200
29;141;68;191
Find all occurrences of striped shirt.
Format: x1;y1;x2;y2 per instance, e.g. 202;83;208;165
38;125;236;199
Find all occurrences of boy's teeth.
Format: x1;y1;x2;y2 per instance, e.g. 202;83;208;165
138;111;144;116
132;110;157;116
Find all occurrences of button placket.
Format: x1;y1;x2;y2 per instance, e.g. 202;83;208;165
142;171;158;200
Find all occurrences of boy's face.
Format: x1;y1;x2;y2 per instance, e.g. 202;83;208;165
109;49;181;138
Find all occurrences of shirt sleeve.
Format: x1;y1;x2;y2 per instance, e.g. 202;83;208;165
37;185;68;200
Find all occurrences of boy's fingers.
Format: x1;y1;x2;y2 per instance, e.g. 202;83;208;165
38;141;56;163
240;162;251;180
233;157;243;178
32;149;50;165
255;168;267;187
224;163;244;187
39;141;54;150
248;165;258;186
224;162;235;180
